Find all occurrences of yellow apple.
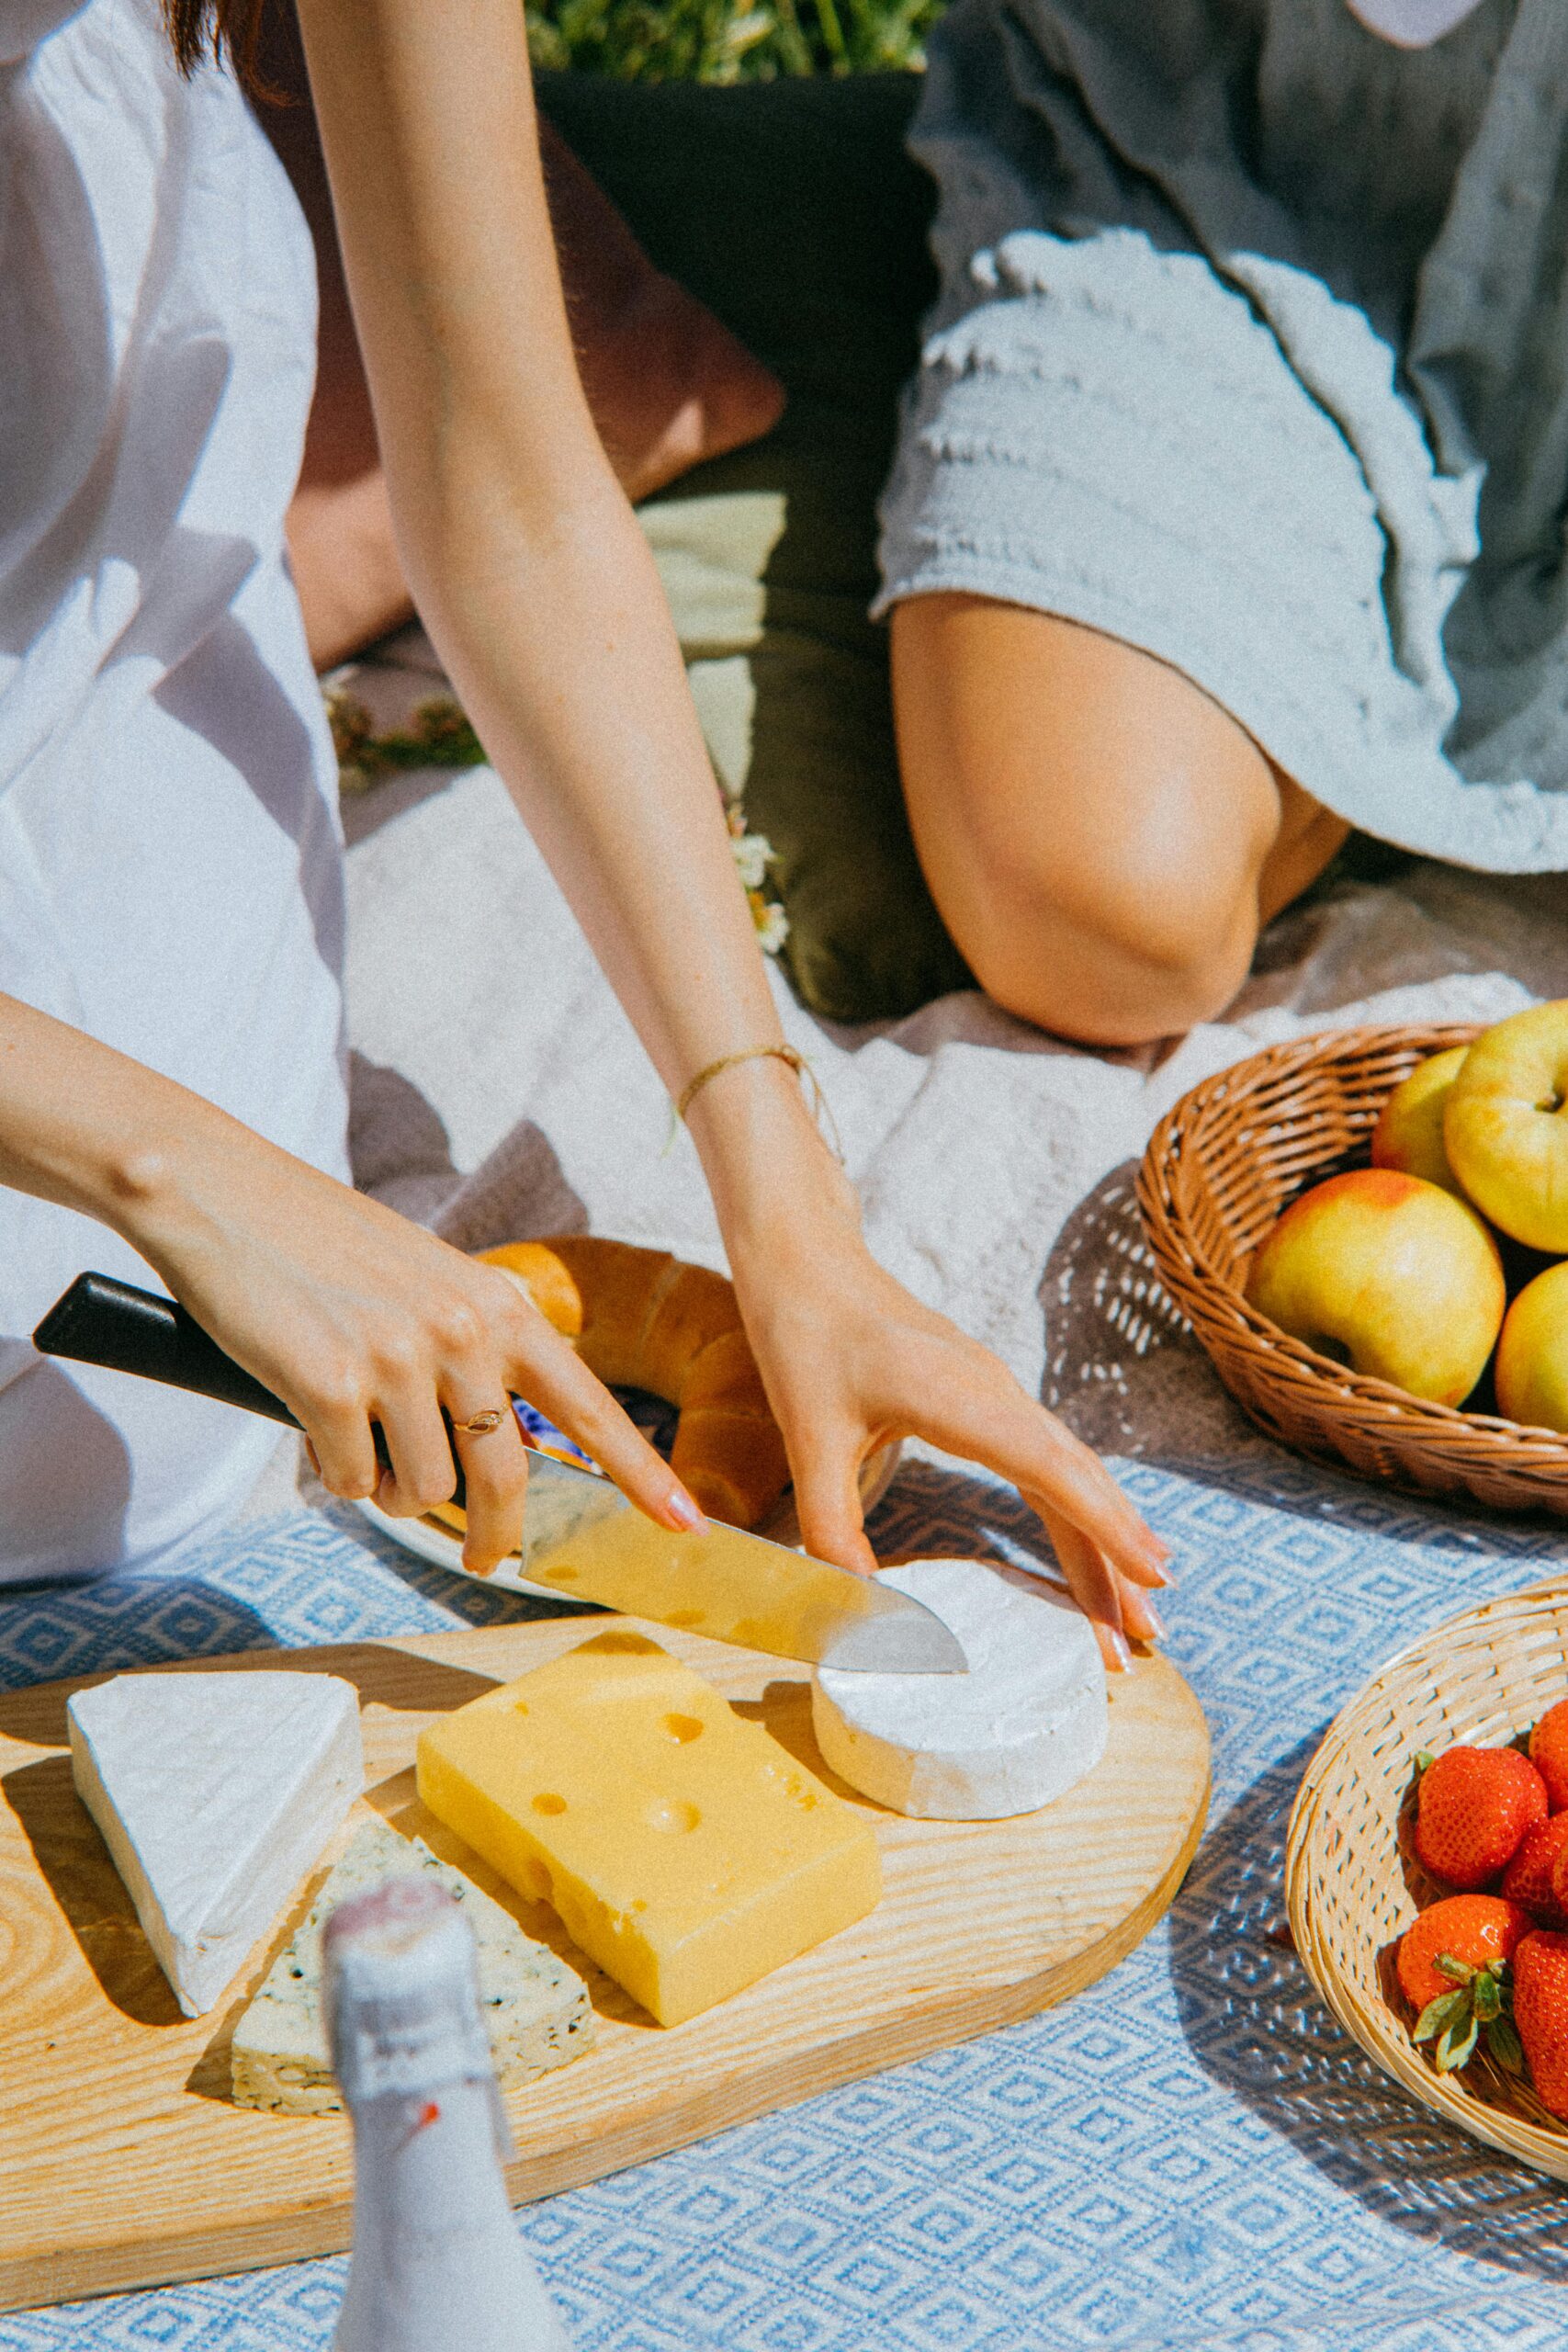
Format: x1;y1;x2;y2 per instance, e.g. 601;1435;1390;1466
1446;1001;1568;1252
1495;1260;1568;1431
1246;1168;1505;1405
1371;1046;1469;1193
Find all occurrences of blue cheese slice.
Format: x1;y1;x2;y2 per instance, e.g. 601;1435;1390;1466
68;1669;364;2018
231;1819;594;2114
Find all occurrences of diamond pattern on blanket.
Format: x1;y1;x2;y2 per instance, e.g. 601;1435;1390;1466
7;1462;1568;2350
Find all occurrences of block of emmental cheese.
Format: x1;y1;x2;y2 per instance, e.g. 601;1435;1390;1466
68;1670;363;2018
416;1631;882;2027
231;1819;593;2113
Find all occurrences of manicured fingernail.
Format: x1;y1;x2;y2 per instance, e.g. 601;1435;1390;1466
666;1487;709;1534
1139;1603;1168;1642
1108;1628;1133;1671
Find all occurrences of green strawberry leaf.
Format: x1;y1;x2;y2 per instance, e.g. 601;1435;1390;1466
1415;1749;1437;1774
1415;1988;1470;2042
1485;2016;1525;2075
1435;1954;1478;1985
1472;1971;1503;2023
1436;2013;1481;2073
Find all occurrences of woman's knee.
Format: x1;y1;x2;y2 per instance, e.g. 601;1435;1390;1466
974;837;1262;1046
890;596;1287;1046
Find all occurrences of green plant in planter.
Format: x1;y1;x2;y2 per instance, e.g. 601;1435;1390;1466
524;0;942;83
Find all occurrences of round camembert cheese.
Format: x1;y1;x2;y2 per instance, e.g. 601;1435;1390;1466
811;1560;1109;1819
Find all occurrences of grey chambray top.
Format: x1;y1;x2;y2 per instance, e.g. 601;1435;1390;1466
875;0;1568;869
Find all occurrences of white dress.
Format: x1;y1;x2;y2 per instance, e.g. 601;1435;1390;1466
0;0;348;1577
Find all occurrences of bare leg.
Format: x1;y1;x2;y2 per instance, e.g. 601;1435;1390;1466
890;594;1348;1048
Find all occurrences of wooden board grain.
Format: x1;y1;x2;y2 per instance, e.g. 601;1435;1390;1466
0;1616;1209;2312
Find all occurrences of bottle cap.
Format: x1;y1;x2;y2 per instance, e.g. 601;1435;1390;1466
325;1876;498;2110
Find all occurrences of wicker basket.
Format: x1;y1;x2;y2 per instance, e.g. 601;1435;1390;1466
1287;1575;1568;2177
1136;1023;1568;1518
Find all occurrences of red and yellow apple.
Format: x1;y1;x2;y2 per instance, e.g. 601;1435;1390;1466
1246;1168;1505;1405
1495;1261;1568;1433
1371;1046;1469;1193
1446;1001;1568;1253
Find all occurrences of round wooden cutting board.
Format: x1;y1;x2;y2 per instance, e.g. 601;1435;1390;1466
0;1614;1209;2312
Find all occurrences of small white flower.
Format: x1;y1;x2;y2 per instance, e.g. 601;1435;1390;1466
754;902;790;956
730;831;775;891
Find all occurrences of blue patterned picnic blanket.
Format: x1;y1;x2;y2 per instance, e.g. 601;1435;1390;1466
6;1455;1568;2352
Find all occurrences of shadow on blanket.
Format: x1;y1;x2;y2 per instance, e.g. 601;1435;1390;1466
1170;1737;1568;2282
1039;1160;1261;1462
865;1456;1066;1585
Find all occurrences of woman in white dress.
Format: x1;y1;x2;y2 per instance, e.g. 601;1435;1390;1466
0;0;1168;1664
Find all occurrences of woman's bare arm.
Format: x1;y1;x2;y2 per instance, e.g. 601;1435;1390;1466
293;0;784;1111
0;993;697;1570
290;0;1171;1661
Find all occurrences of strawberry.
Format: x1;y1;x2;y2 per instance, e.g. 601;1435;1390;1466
1412;1745;1549;1889
1396;1894;1529;2076
1505;1814;1568;1924
1512;1929;1568;2116
1531;1701;1568;1812
1396;1894;1532;2011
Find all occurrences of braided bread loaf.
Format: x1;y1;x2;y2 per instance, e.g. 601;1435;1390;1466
435;1237;790;1536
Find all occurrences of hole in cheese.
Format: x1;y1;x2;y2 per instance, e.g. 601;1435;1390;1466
532;1792;568;1815
581;1632;662;1657
644;1798;701;1835
662;1713;704;1744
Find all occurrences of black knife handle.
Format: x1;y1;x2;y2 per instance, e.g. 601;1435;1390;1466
35;1274;303;1425
32;1272;423;1488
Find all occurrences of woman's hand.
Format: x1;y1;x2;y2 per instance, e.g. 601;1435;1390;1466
0;994;697;1577
129;1129;705;1578
725;1179;1170;1674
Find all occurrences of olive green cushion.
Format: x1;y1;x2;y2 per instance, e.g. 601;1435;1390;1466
535;70;971;1023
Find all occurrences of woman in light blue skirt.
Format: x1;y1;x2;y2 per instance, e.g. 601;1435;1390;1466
880;0;1568;1046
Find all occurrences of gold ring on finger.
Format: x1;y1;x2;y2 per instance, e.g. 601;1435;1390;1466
455;1407;507;1437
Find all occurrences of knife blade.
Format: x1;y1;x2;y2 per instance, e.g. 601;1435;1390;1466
32;1272;966;1675
513;1446;964;1670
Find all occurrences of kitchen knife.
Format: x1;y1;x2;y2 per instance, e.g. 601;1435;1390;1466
32;1272;966;1675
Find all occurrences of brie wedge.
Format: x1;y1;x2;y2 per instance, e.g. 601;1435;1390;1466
68;1669;364;2017
811;1560;1108;1819
231;1819;594;2113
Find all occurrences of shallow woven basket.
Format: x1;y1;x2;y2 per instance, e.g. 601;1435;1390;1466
1136;1022;1568;1518
1287;1575;1568;2177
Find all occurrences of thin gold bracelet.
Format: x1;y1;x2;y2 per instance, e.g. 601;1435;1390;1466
671;1044;843;1160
